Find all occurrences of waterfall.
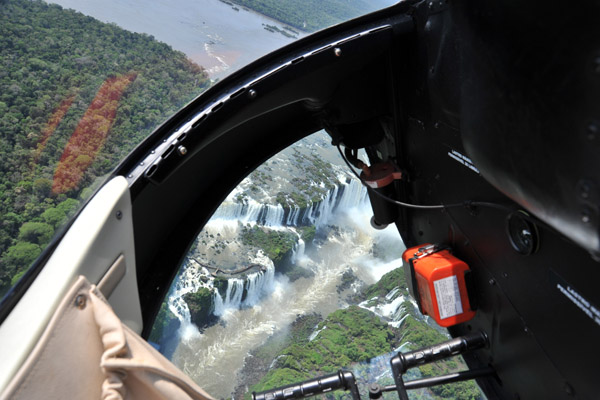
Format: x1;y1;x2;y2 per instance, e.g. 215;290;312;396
359;286;411;328
291;238;306;263
212;265;276;316
213;278;244;316
212;199;286;226
301;178;367;228
168;261;207;323
242;264;275;306
166;260;215;340
211;177;367;228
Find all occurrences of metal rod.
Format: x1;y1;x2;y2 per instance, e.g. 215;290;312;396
395;331;488;374
390;331;489;400
252;370;361;400
404;367;495;390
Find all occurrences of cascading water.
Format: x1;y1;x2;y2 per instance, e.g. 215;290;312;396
242;264;275;306
213;264;276;316
291;238;306;263
213;278;244;316
167;261;213;340
211;177;367;227
212;199;287;226
359;287;412;329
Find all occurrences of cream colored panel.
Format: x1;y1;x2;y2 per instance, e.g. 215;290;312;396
0;176;141;392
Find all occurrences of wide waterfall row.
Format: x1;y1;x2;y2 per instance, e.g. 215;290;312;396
212;200;286;226
212;177;367;228
213;265;275;316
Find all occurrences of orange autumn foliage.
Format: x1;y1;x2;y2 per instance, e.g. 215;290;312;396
33;94;76;163
52;73;137;194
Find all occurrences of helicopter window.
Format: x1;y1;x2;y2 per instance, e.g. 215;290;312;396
0;0;211;302
0;0;397;310
149;131;484;400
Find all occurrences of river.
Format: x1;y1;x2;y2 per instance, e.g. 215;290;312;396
48;0;304;79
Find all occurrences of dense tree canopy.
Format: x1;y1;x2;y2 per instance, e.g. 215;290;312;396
0;0;211;295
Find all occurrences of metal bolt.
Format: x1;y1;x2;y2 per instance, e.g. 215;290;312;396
369;383;382;399
587;122;598;140
334;47;342;57
579;182;591;199
564;383;575;396
75;294;86;309
428;1;434;9
127;174;133;179
139;161;144;166
116;210;122;220
503;272;508;278
177;145;188;156
248;89;257;99
594;56;600;74
582;214;591;223
489;278;496;285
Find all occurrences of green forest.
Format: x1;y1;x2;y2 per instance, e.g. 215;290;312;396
229;0;386;32
0;0;211;295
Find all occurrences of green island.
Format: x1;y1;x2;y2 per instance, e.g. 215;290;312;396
240;225;297;264
0;0;210;295
240;224;313;281
183;287;215;327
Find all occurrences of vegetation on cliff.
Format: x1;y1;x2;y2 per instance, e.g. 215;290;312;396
249;306;396;395
274;152;338;209
183;287;215;328
242;267;482;400
362;265;407;300
240;225;297;264
149;301;180;344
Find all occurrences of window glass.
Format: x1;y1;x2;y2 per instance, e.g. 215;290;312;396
151;131;484;400
0;0;210;298
0;0;396;302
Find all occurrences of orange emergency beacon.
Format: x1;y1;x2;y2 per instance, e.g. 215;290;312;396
402;244;475;327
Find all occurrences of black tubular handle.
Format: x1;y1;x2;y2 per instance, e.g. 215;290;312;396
252;370;361;400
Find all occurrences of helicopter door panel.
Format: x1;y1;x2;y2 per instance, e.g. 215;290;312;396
0;176;141;393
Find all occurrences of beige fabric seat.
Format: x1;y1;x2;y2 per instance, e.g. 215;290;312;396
1;276;214;400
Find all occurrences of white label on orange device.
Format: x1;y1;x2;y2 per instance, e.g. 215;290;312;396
434;275;463;319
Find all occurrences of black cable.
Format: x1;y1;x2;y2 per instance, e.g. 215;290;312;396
336;144;515;213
